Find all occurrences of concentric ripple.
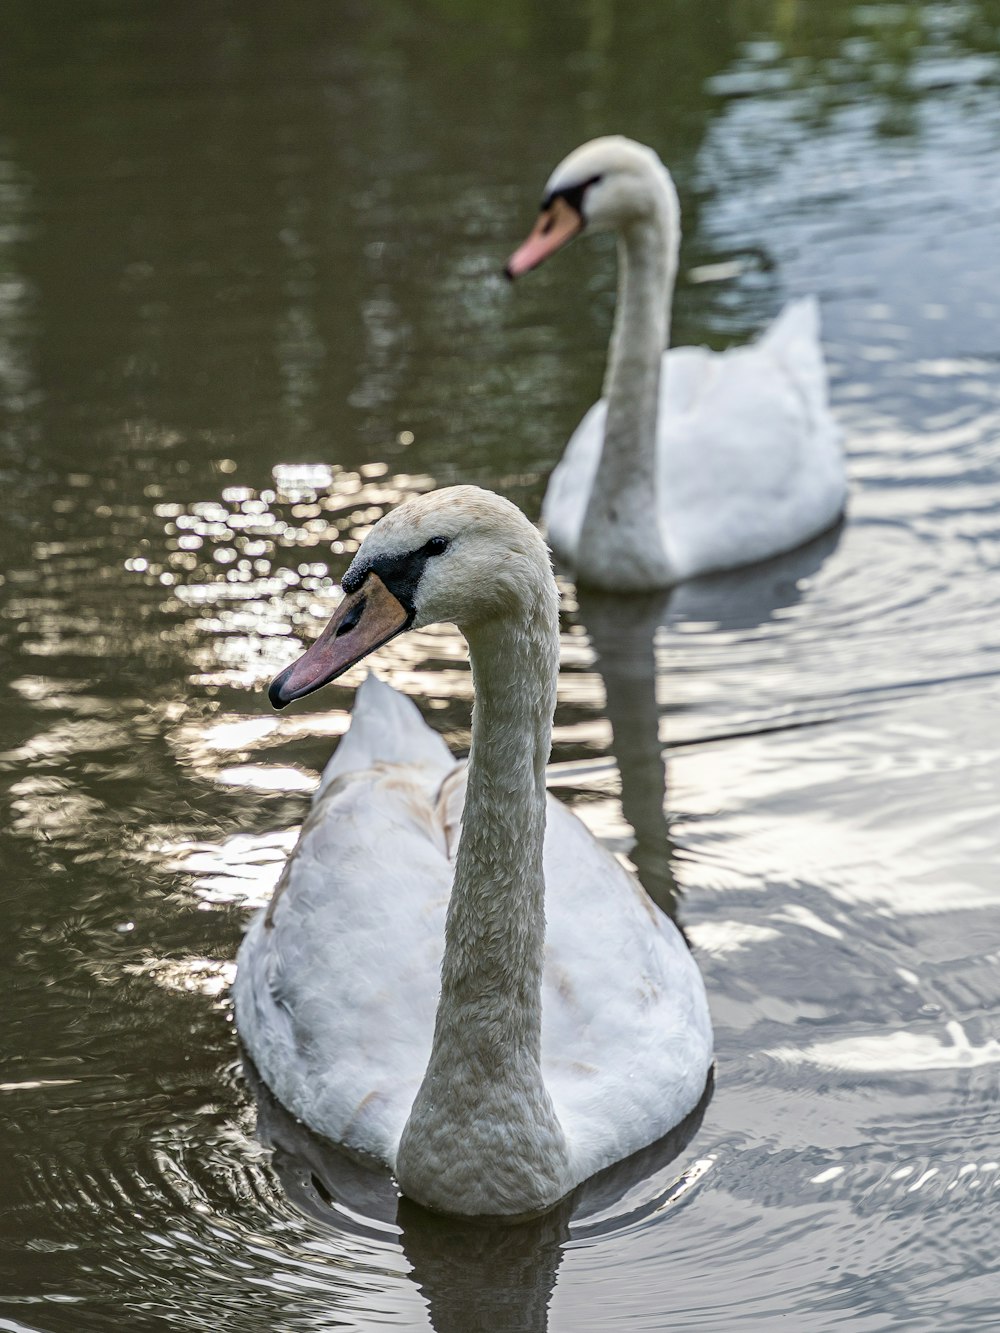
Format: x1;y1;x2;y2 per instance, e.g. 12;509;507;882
4;4;1000;1331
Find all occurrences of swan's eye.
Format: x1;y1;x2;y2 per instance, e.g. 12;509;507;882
552;174;604;217
423;536;449;556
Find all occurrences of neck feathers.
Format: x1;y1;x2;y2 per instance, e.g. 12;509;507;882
576;170;679;590
396;571;572;1215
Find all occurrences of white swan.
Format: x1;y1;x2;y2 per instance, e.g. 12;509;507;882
506;136;847;591
234;486;712;1216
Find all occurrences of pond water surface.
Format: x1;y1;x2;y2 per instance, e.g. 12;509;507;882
2;3;1000;1330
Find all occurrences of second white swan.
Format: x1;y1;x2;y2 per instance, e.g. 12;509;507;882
506;136;847;591
234;486;712;1216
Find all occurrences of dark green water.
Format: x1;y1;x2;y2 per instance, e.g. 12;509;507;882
3;3;1000;1329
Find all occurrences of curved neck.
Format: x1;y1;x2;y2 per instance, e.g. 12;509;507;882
397;582;572;1214
437;615;554;1063
576;180;679;590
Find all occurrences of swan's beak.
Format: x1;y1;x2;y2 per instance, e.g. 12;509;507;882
504;197;583;279
268;574;409;709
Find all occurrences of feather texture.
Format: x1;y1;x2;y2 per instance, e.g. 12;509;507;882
518;138;846;589
235;674;711;1205
235;488;713;1216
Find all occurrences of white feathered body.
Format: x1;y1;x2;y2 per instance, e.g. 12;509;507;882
543;296;845;583
234;674;712;1188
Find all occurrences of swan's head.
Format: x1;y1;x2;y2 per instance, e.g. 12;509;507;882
505;136;674;279
269;486;554;708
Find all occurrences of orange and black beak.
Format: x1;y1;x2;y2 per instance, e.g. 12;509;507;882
504;195;583;279
268;574;410;709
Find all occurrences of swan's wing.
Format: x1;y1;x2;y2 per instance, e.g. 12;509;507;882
237;677;712;1182
235;763;455;1165
660;296;846;579
235;680;457;1166
538;798;713;1180
541;399;606;569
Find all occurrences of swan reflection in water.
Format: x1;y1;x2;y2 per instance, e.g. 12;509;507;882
577;520;843;917
243;1057;713;1333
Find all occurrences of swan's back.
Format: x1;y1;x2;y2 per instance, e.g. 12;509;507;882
543;296;846;580
235;676;456;1162
235;675;712;1179
661;296;844;579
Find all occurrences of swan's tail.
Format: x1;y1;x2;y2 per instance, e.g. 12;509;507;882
319;672;453;793
759;295;830;409
762;297;842;431
762;295;846;515
761;292;820;346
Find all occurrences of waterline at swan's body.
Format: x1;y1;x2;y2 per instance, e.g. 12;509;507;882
234;487;713;1216
543;295;846;587
235;675;711;1214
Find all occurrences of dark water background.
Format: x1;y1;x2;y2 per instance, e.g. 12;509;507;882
3;2;1000;1329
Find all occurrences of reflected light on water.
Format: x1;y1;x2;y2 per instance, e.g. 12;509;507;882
158;831;297;909
215;765;318;793
4;3;1000;1329
144;467;436;692
770;1020;1000;1073
126;957;237;1004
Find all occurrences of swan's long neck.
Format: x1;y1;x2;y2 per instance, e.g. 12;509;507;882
396;576;573;1215
575;176;680;590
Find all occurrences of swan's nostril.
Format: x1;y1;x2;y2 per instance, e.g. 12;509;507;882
336;596;366;637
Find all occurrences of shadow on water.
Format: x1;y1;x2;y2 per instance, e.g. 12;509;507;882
664;519;844;637
245;1057;713;1333
576;519;843;915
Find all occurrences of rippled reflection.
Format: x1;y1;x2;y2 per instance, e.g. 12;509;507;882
3;1;1000;1328
245;1060;713;1333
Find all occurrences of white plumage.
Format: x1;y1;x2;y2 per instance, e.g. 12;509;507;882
507;137;847;590
236;675;709;1179
234;487;712;1216
543;295;845;581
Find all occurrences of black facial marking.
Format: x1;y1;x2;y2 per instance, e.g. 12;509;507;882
341;535;449;615
540;173;603;218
